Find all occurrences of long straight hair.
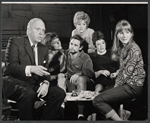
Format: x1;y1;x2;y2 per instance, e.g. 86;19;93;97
111;19;134;61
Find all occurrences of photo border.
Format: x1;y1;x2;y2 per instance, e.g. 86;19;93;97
0;0;149;123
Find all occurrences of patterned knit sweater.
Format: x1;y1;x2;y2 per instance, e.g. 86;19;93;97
115;40;146;87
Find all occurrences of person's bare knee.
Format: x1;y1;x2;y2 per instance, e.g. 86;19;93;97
57;73;66;92
76;76;87;91
95;84;103;92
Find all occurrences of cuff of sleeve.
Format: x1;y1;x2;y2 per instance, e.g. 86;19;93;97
40;80;50;86
105;109;116;119
25;66;32;76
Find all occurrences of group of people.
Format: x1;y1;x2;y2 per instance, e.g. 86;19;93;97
2;11;146;121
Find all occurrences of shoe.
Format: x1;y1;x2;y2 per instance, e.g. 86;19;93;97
123;110;131;121
78;116;85;120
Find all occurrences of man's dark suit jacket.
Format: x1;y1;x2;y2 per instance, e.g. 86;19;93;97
3;35;49;98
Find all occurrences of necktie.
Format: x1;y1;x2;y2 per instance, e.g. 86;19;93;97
32;45;35;65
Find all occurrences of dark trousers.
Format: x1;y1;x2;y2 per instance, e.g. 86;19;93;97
93;83;143;116
8;84;66;120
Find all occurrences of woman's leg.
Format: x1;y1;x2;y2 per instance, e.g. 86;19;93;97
92;84;135;121
57;73;66;92
95;84;103;94
110;112;123;121
91;113;97;121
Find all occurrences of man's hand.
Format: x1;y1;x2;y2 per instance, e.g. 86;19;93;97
30;65;50;76
37;83;49;98
1;62;5;68
70;74;79;84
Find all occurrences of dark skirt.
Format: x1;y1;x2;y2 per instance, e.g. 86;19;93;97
95;75;115;87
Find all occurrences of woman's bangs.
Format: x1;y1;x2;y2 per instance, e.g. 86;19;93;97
117;24;131;33
116;26;123;33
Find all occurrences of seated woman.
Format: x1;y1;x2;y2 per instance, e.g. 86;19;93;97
88;31;119;121
42;32;67;119
89;31;119;94
92;20;146;121
42;32;66;90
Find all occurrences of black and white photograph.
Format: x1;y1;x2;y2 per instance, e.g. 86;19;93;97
1;1;148;122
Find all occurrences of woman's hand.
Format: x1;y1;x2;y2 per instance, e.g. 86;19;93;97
95;70;110;78
110;72;117;79
101;70;110;77
95;71;100;78
114;84;118;88
110;70;119;79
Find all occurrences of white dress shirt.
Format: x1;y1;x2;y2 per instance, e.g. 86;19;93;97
25;39;38;76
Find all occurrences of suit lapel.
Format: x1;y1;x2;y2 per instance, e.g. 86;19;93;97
37;44;42;65
24;37;35;64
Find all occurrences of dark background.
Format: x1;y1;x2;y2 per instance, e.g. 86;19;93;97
1;4;148;64
1;3;148;120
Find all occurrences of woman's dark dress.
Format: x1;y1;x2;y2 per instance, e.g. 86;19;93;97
45;50;66;85
89;49;119;87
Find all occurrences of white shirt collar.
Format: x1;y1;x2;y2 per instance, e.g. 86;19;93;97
97;50;107;55
28;37;38;47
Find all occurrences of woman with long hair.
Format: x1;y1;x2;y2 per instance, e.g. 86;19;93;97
92;19;146;121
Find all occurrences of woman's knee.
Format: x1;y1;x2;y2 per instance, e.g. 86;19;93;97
57;80;66;92
92;95;104;108
57;74;66;91
95;84;103;92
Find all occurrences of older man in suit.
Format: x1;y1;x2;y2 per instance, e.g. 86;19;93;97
2;18;66;120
